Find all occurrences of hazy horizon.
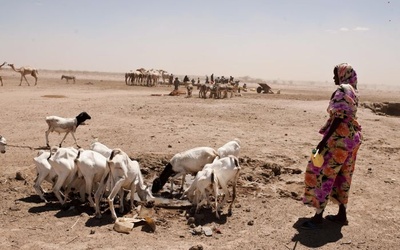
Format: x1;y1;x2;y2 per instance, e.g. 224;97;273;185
1;1;399;86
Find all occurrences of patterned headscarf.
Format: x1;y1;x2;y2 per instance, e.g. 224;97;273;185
335;63;358;89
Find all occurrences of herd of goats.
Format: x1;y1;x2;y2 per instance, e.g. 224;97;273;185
0;111;242;222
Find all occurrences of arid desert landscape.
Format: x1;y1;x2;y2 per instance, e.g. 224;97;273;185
0;68;399;250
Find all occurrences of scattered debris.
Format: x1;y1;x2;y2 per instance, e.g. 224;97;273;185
113;215;156;234
189;244;204;250
203;226;213;236
190;226;202;235
70;218;80;229
15;171;26;181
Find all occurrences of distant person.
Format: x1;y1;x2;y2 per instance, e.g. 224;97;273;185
205;75;209;84
302;63;362;229
186;82;193;98
210;73;214;82
197;77;200;84
169;74;174;85
183;75;189;83
173;77;180;90
238;83;246;93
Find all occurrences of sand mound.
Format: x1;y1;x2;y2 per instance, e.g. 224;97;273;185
362;102;400;116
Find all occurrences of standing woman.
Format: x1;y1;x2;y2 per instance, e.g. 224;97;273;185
302;63;362;229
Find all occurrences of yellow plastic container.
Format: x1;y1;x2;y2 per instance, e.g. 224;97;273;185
311;149;324;167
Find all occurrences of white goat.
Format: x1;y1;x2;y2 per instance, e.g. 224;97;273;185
74;148;108;208
184;155;241;219
151;146;218;194
88;141;116;204
45;111;91;148
47;147;85;205
182;167;213;208
94;149;154;220
33;149;58;202
0;135;6;154
217;138;241;159
89;141;112;158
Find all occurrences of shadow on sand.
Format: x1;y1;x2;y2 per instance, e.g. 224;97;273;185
291;217;344;248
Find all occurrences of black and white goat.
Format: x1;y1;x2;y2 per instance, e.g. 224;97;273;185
151;146;218;194
45;112;91;148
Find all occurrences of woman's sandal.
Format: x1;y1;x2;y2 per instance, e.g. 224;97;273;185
325;215;349;225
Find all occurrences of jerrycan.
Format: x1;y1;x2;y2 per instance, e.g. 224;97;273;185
311;149;324;167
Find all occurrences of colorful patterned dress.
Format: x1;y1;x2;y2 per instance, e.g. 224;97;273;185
303;66;362;210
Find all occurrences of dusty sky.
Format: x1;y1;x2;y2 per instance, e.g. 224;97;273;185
1;0;399;85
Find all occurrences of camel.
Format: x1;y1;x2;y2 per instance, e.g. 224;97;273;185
8;63;38;86
158;69;170;84
0;62;6;86
125;72;132;85
136;68;148;85
146;69;160;87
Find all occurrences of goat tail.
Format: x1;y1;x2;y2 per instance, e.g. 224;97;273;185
233;156;240;169
212;168;220;212
74;148;83;163
74;149;84;178
104;151;115;188
109;148;122;161
47;146;58;160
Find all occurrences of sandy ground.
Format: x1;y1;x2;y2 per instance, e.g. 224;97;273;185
0;69;399;250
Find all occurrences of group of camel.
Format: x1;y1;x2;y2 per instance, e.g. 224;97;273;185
125;68;171;87
0;62;38;86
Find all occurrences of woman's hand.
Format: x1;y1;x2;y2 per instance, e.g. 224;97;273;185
316;139;327;152
316;117;343;153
